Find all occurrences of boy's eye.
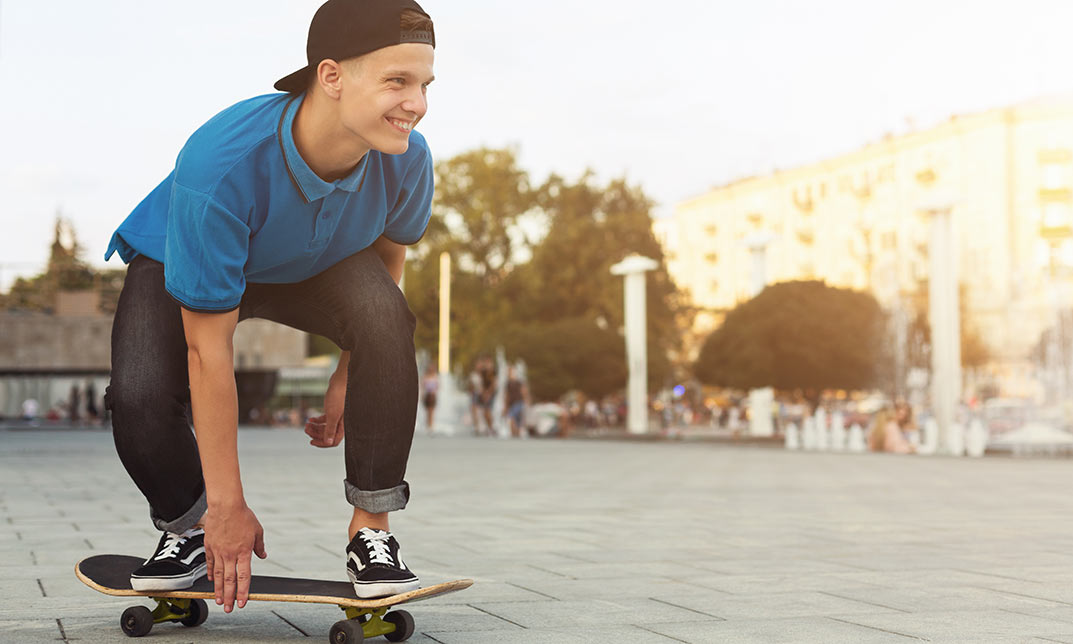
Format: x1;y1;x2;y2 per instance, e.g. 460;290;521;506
389;78;405;85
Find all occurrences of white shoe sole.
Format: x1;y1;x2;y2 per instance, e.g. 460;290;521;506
348;568;420;599
130;563;207;592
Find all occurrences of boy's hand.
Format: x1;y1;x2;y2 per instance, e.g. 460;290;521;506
306;374;345;447
204;503;267;613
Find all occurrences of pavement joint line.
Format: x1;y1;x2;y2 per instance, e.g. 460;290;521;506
467;604;529;629
37;578;46;597
826;616;930;641
84;538;94;550
272;609;310;637
525;564;573;578
983;587;1073;607
554;552;596;564
817;590;911;613
30;550;37;564
265;558;296;572
949;567;1044;583
505;582;561;601
633;623;692;643
421;633;448;643
54;618;69;642
647;597;726;620
673;580;738;596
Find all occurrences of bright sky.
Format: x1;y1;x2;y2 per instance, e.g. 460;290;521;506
1;0;1071;289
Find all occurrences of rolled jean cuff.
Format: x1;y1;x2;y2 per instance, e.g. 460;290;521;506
344;480;410;513
151;491;207;533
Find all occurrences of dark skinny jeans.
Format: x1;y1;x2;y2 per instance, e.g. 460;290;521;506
105;249;417;532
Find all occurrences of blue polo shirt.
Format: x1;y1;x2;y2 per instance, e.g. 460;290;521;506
104;92;434;312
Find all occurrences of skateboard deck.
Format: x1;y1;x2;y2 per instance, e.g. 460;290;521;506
76;554;472;642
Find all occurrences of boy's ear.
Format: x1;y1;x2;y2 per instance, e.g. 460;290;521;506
316;59;344;99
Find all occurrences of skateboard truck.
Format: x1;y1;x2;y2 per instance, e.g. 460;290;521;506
120;597;209;637
333;605;415;642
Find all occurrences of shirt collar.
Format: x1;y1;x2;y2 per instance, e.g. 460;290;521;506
277;93;370;203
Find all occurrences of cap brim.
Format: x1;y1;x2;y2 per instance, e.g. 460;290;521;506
274;66;311;93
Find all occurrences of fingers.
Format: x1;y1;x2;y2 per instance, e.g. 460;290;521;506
235;553;252;609
223;558;237;613
331;418;345;447
206;548;215;582
254;530;268;559
305;415;329;446
213;553;225;607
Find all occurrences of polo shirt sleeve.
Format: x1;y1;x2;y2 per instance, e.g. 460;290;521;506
163;183;250;313
382;150;433;245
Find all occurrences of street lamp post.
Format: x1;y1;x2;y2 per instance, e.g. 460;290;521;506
611;255;659;435
438;252;451;375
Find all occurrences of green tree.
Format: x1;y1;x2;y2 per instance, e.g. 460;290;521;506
506;173;684;393
3;215;98;311
404;147;538;371
504;317;626;400
404;148;688;399
695;281;885;391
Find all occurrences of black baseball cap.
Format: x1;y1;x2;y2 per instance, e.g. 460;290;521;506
274;0;435;93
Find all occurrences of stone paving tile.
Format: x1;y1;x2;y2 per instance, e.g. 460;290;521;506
424;625;682;643
490;577;711;602
681;571;885;596
0;619;62;644
468;597;723;629
649;616;928;643
814;584;1072;614
839;608;1073;640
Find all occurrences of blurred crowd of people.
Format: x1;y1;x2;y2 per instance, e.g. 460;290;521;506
18;381;105;425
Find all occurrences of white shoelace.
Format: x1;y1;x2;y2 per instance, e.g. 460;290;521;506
152;528;202;561
359;528;395;566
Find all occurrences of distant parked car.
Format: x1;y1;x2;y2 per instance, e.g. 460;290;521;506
981;398;1031;437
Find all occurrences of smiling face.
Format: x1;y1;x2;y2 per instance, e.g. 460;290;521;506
335;43;435;155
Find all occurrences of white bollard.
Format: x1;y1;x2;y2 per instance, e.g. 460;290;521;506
947;422;965;456
918;418;939;455
830;412;846;452
847;423;866;452
965;419;987;457
815;419;829;451
785;422;800;450
802;418;817;450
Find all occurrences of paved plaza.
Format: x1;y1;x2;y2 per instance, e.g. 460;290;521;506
4;427;1073;643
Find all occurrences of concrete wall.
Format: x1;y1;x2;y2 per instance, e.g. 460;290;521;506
0;312;308;372
0;311;308;417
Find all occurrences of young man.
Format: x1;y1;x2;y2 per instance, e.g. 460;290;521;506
102;0;436;613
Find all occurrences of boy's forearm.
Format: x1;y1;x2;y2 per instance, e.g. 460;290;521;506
187;345;244;509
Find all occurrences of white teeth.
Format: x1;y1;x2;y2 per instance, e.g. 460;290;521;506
390;119;413;131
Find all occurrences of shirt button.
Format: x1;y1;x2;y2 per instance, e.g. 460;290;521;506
321;212;331;219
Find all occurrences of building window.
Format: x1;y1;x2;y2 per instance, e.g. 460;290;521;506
705;224;718;236
705;253;719;264
1043;203;1071;231
1042;163;1067;191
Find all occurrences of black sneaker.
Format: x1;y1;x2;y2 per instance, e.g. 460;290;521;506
346;528;419;598
130;528;208;592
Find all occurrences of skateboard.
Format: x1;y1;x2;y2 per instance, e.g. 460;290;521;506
76;554;472;642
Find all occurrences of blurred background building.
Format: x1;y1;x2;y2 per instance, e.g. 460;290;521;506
0;293;309;420
656;97;1073;398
